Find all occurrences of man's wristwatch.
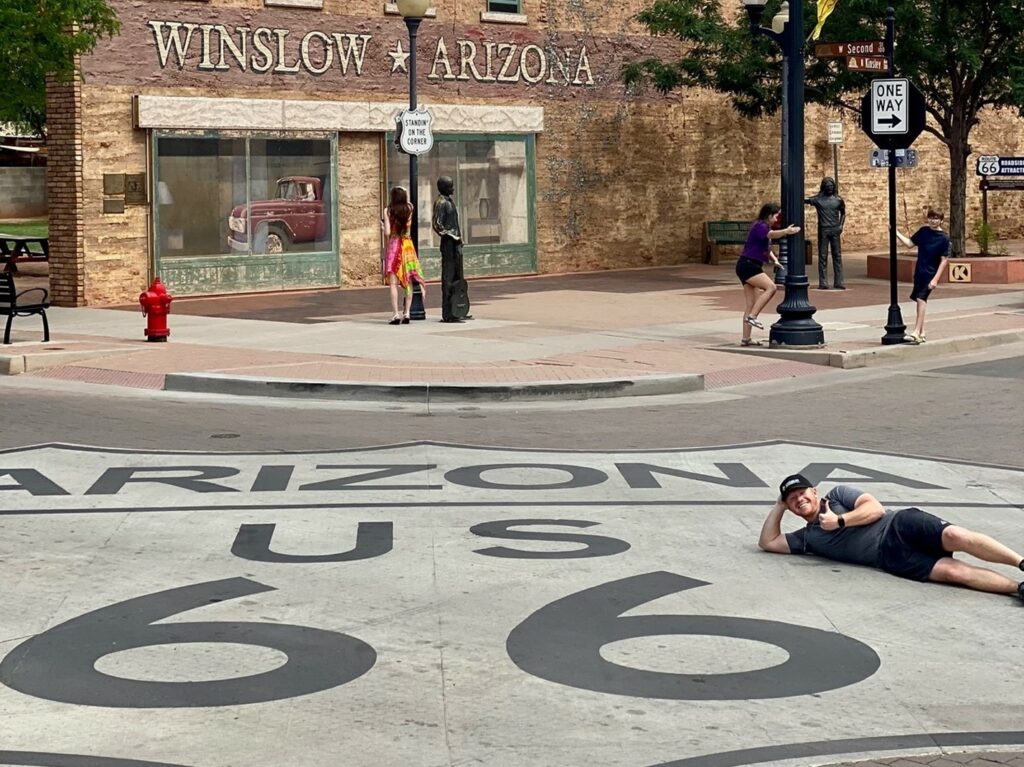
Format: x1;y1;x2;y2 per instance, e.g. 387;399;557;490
837;516;846;529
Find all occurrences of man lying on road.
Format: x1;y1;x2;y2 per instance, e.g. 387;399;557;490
759;473;1024;602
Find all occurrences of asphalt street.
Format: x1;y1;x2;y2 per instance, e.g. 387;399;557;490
1;343;1022;767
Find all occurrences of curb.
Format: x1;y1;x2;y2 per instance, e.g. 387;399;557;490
163;372;705;402
0;347;135;376
727;329;1024;369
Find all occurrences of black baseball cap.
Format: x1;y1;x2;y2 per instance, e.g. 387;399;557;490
779;473;815;500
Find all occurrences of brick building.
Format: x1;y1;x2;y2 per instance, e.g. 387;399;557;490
46;0;1024;305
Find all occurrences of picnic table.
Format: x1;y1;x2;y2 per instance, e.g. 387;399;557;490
0;233;49;274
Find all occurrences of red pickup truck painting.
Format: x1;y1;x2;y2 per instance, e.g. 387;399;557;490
227;176;327;254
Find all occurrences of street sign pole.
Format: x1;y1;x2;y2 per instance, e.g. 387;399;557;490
880;6;907;345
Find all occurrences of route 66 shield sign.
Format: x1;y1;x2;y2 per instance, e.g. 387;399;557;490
396;108;434;155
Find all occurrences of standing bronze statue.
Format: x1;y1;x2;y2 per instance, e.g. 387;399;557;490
432;175;472;322
805;177;846;290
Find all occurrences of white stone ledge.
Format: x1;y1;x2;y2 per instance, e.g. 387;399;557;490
265;0;323;7
383;3;437;17
480;10;528;24
135;95;544;133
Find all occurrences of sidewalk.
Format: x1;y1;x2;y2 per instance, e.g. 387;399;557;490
3;252;1023;401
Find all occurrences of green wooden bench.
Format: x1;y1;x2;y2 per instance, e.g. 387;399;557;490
701;220;813;266
702;221;750;265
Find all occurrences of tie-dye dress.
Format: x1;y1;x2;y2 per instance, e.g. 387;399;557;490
384;210;425;296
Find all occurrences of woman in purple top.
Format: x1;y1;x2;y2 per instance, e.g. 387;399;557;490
736;203;799;345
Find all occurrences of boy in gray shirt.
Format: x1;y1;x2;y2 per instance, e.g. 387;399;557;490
759;473;1024;601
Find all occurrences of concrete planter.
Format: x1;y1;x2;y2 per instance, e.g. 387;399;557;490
866;253;1024;284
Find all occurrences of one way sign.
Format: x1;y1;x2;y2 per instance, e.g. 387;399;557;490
870;78;908;134
861;78;925;150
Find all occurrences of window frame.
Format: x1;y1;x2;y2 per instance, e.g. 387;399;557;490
150;130;340;294
485;0;521;13
384;131;537;280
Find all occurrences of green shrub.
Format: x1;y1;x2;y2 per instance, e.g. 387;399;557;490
972;220;996;256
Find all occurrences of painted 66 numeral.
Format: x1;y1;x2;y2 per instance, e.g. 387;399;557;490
508;572;880;699
0;578;376;708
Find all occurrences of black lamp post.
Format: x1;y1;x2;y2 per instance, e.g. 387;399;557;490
772;2;790;286
744;0;824;347
398;0;428;320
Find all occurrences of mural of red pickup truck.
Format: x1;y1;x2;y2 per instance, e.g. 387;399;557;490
227;176;328;254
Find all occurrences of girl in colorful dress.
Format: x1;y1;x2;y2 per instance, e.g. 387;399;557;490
382;186;427;324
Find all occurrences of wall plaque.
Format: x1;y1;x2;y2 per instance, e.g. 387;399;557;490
102;174;125;195
125;173;148;204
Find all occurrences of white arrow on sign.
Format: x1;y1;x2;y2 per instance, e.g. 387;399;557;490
870;78;909;135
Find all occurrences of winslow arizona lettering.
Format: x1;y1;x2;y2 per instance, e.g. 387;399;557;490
147;20;595;86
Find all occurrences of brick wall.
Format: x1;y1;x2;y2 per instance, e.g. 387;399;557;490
52;0;1024;302
46;73;86;307
339;133;385;286
82;86;149;304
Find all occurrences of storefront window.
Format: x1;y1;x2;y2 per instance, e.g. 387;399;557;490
386;136;531;254
154;135;335;260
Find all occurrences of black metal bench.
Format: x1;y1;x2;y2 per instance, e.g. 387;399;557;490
0;272;50;344
0;234;49;274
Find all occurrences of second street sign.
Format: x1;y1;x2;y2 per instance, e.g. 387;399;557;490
815;40;884;58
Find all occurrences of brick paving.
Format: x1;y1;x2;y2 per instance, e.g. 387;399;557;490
4;253;1023;395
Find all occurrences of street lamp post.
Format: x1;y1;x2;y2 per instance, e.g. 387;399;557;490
398;0;428;320
743;0;824;347
773;2;789;286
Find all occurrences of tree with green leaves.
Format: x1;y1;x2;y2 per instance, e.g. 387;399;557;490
623;0;1024;258
0;0;120;136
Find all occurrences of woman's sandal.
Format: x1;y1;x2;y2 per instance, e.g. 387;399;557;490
401;316;411;324
745;315;764;329
740;338;764;347
388;317;402;325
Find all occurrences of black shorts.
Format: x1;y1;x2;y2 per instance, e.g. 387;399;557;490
878;508;952;581
910;277;933;302
736;257;766;284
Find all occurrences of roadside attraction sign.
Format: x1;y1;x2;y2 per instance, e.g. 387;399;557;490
975;156;1024;176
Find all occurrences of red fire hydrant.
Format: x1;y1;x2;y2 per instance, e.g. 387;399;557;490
139;278;173;342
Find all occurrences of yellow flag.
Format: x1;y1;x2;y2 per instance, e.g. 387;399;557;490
810;0;839;41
